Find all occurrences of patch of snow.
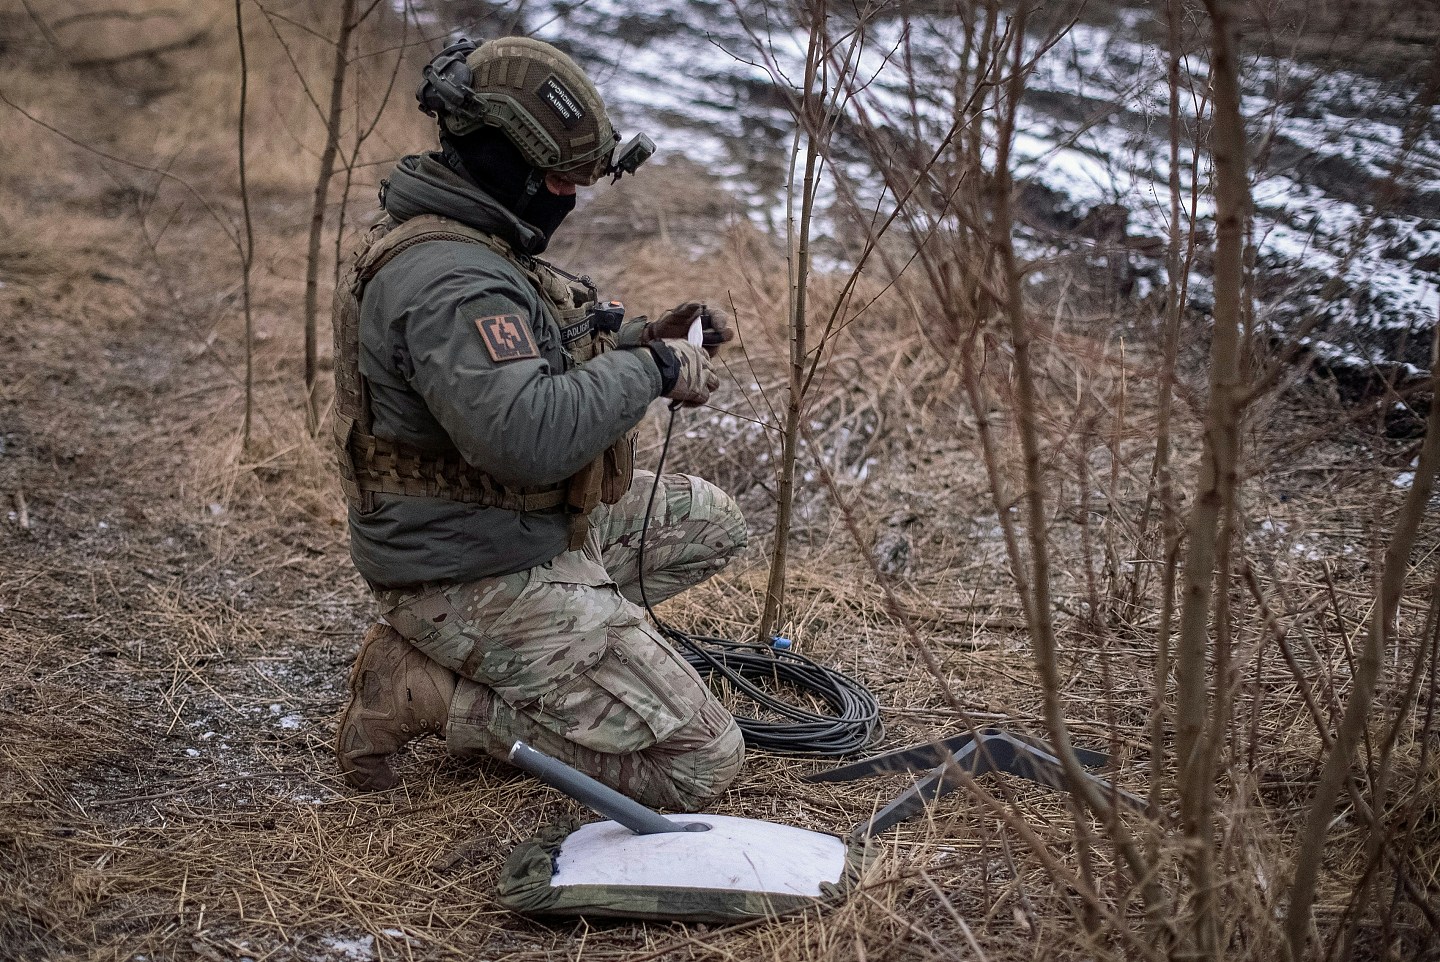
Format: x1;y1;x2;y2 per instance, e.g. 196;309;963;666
419;3;1440;372
319;935;375;961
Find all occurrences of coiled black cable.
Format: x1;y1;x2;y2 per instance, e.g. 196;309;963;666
635;405;883;757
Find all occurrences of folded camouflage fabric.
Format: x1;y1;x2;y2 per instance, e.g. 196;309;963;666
498;816;869;923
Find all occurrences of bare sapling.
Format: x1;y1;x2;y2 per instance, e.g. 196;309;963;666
330;1;416;291
1171;2;1249;957
234;0;257;448
757;0;827;644
746;0;878;645
1282;323;1440;957
302;0;359;434
821;0;1182;945
1143;0;1200;866
980;1;1175;943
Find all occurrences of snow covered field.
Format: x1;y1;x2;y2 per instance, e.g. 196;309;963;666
447;1;1440;375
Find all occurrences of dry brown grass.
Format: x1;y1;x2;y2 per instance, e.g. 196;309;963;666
2;1;1438;961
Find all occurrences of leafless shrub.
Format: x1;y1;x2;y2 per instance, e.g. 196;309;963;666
742;0;1440;957
5;1;1440;960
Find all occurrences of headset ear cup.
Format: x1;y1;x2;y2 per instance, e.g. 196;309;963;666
416;68;440;116
416;38;479;120
442;57;473;94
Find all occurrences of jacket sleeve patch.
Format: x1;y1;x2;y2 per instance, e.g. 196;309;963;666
475;313;540;362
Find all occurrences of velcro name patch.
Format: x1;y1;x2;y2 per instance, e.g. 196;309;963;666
558;317;593;345
538;75;585;130
476;313;540;362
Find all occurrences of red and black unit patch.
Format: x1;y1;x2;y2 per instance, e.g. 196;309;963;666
475;313;540;362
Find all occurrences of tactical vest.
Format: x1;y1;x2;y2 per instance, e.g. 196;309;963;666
332;213;633;550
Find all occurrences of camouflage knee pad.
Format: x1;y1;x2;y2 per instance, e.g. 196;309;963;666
660;699;745;810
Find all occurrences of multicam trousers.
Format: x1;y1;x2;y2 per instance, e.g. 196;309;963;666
376;472;748;811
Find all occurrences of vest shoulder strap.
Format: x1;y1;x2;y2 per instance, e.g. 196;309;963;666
357;214;508;281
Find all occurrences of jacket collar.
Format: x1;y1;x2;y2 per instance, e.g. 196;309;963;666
381;151;548;257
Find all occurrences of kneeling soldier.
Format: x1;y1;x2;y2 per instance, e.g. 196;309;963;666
331;37;746;810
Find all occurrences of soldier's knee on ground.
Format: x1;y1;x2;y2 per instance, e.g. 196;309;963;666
642;700;745;811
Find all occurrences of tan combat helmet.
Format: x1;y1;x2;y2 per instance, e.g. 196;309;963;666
417;36;653;187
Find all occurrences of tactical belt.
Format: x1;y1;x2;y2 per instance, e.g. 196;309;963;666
339;418;566;511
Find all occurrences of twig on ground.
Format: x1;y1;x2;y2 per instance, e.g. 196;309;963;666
12;489;29;530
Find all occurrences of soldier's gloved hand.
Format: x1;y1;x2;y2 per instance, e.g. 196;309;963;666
623;302;736;357
647;338;720;407
693;305;735;356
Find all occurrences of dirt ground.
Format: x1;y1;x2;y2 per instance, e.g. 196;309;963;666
2;3;1439;961
4;181;1436;961
0;183;1058;961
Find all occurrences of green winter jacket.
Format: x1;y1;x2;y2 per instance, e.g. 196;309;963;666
347;152;662;588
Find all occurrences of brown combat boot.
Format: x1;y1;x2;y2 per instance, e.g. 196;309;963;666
335;623;457;791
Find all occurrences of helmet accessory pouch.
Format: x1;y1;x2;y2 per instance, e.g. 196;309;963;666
416;39;481;125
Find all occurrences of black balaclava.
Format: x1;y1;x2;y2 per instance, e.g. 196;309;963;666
442;127;577;243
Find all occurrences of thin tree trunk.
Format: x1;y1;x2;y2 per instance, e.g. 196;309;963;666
758;1;825;644
1174;3;1249;957
1145;0;1189;857
1283;326;1440;959
234;0;256;448
987;3;1172;942
304;0;357;434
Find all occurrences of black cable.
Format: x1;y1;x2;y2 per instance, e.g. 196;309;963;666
635;404;883;758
